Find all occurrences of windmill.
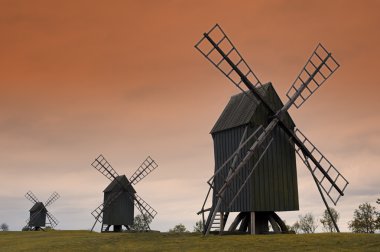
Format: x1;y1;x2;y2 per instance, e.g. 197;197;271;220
195;24;349;235
25;191;60;231
90;154;158;232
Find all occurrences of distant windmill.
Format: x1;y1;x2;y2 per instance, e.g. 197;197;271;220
25;191;60;231
195;24;349;235
91;154;158;232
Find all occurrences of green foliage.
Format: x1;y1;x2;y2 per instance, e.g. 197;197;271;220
193;220;203;233
130;214;153;231
169;223;188;233
348;202;378;233
320;207;340;232
297;213;318;234
0;223;9;231
0;231;380;251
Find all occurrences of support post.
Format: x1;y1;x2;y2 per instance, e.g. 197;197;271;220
219;212;224;234
250;212;256;234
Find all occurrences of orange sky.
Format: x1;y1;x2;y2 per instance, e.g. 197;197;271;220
0;0;379;231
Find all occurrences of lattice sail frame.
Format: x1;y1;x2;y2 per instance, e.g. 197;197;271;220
130;156;158;185
286;43;340;108
45;192;60;207
91;154;119;181
25;191;39;204
46;212;59;228
195;24;263;100
293;129;349;205
134;194;158;218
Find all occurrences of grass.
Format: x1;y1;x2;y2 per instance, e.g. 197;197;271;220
0;231;379;251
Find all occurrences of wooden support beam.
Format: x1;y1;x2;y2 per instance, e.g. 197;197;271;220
250;212;256;234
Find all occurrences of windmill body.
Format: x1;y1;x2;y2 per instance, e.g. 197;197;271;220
29;202;47;227
103;175;135;228
211;83;298;233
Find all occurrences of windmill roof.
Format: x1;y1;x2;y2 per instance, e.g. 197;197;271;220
211;83;294;134
103;175;136;193
29;202;46;212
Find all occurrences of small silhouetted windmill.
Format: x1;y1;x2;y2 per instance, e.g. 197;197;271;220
195;24;349;235
25;191;60;231
91;154;158;232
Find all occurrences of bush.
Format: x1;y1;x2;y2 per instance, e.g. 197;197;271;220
169;223;189;233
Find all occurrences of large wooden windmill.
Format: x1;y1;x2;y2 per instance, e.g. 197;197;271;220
91;154;158;232
195;24;349;235
25;191;60;231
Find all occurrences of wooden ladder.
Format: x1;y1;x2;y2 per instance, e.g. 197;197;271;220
210;212;221;231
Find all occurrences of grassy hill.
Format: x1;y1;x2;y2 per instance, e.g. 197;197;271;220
0;231;379;251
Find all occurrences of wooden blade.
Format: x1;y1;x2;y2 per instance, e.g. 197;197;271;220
25;191;39;204
129;156;158;185
195;24;278;120
293;128;349;205
195;24;267;101
91;202;104;224
286;43;340;109
134;194;157;220
45;192;60;207
91;154;119;181
46;212;59;228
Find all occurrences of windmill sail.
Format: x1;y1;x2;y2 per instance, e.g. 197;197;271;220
91;155;119;181
286;43;340;108
25;191;39;204
195;24;264;100
134;194;157;219
129;156;158;185
293;128;349;204
45;192;60;207
46;212;59;228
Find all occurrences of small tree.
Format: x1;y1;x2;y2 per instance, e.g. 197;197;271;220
0;223;9;231
348;202;378;233
320;207;340;232
290;221;300;234
131;214;153;231
169;223;188;233
298;213;318;233
193;220;203;233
